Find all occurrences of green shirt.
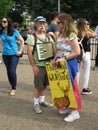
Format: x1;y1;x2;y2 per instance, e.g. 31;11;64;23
26;33;54;66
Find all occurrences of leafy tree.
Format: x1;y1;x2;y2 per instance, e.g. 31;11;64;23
24;0;98;26
0;0;13;20
92;0;98;26
1;0;98;26
27;0;59;22
8;0;29;24
60;0;96;22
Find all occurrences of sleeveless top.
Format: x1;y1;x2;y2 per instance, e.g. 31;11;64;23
82;38;90;52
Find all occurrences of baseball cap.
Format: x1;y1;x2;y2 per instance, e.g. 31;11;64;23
34;16;46;23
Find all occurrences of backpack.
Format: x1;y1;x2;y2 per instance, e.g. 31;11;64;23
77;38;84;63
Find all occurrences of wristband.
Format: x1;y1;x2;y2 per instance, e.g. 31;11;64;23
18;51;22;54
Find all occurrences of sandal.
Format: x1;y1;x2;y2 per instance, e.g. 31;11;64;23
9;90;16;96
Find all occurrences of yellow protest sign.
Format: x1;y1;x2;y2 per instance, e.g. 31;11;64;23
46;60;77;109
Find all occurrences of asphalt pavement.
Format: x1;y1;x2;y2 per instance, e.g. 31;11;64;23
0;55;98;130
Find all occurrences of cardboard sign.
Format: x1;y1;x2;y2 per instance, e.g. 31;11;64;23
36;43;53;60
46;60;77;109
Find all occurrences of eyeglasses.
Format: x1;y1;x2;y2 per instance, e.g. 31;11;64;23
2;21;7;23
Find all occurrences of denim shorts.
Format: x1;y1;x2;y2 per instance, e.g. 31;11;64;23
34;66;49;90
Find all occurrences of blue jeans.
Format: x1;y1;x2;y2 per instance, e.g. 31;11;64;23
2;55;19;90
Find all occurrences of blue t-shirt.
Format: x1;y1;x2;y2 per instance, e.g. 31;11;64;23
47;23;59;33
0;29;20;55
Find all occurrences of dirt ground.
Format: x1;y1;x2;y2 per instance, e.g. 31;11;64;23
0;55;98;130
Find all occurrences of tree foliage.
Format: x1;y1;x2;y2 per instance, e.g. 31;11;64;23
0;0;98;26
25;0;98;26
0;0;13;20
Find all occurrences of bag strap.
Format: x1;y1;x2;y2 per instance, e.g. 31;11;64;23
80;38;83;42
32;32;37;45
32;32;50;44
80;37;83;43
36;34;50;43
32;32;37;54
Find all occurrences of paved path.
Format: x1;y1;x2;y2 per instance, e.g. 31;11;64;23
0;55;98;130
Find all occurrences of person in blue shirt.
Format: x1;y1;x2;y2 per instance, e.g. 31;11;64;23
47;11;59;42
0;17;24;96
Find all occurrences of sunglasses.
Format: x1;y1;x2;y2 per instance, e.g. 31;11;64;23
57;21;62;24
2;21;7;23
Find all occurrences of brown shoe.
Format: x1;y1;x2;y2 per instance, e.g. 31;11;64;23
9;90;16;96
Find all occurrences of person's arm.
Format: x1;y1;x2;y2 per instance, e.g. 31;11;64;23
26;34;36;66
66;38;80;60
0;40;2;53
0;39;2;44
27;44;35;66
27;44;39;75
47;32;56;42
54;32;59;41
64;33;80;60
16;35;24;56
87;29;97;38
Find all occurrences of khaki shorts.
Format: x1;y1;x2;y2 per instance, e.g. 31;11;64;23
34;66;49;90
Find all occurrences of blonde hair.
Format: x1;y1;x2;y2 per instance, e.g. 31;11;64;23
58;13;77;37
76;18;89;39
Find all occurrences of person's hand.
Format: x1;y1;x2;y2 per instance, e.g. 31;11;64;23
57;57;65;62
48;32;54;36
47;32;56;41
33;65;40;76
16;51;23;57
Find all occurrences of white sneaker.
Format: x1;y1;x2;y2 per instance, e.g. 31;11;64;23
59;108;72;114
33;104;42;114
64;110;80;122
